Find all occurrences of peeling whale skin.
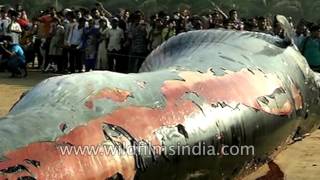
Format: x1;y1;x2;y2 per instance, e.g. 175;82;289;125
0;30;319;180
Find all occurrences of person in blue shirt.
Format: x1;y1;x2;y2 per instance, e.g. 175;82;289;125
0;35;27;77
301;25;320;72
83;19;99;72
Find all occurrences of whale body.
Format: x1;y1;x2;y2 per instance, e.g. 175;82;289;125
0;29;320;179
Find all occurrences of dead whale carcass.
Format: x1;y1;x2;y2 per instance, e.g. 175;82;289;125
0;24;320;179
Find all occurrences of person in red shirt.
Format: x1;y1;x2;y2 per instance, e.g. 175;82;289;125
38;8;56;39
17;10;29;30
37;7;56;71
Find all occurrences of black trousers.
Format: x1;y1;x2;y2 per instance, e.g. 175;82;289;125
24;44;35;66
52;55;63;72
61;48;69;72
118;49;129;73
128;52;147;73
42;38;51;71
107;49;123;72
69;45;83;73
34;38;43;68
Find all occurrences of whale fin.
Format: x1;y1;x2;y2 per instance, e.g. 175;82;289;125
276;15;295;46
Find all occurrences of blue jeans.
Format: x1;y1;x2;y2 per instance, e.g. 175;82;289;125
7;57;25;75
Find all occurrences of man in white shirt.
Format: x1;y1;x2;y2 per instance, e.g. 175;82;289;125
106;17;124;72
7;10;22;44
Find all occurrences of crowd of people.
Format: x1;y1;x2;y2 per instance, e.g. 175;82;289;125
0;3;319;78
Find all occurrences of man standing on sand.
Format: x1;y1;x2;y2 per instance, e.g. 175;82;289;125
66;17;85;73
106;17;124;72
